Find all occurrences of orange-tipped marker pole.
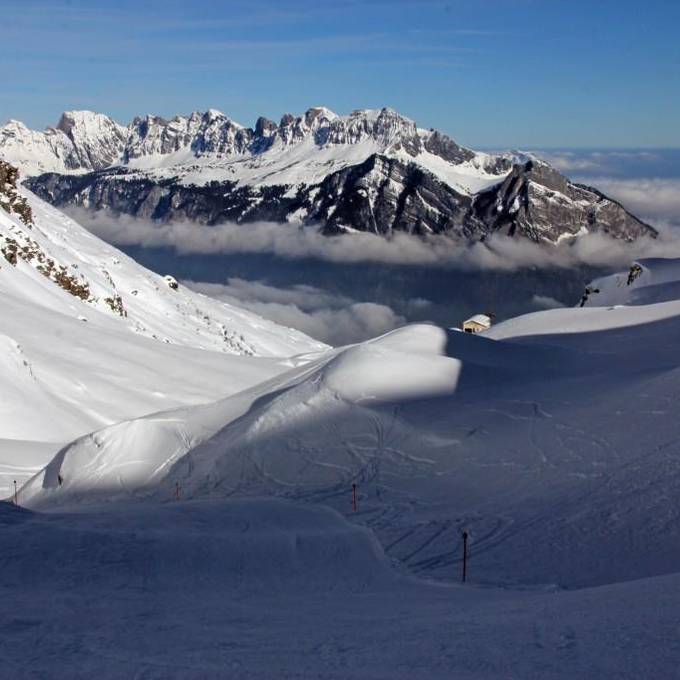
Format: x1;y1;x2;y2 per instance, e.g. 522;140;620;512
461;531;469;583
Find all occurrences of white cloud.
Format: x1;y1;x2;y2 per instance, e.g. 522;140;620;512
578;177;680;224
186;279;407;345
532;150;662;174
536;153;602;173
69;207;680;272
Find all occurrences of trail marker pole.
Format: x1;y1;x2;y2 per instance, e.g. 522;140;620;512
13;480;18;506
352;483;357;512
461;531;468;583
175;482;180;501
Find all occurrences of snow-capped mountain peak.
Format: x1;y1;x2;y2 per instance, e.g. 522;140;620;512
0;106;475;174
1;107;656;244
54;110;127;171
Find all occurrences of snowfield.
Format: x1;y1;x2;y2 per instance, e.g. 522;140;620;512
3;498;680;679
3;187;680;677
20;302;680;588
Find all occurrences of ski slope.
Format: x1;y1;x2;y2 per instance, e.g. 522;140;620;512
20;275;680;589
2;497;680;679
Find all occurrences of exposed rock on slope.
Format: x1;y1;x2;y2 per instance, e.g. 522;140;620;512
0;161;33;225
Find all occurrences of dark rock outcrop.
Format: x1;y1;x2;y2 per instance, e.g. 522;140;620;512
26;156;656;243
0;161;33;226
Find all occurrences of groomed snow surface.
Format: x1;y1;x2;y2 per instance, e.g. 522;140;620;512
4;192;680;677
3;499;680;679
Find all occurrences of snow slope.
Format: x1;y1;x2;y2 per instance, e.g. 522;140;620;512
137;127;506;196
20;287;680;590
0;188;325;357
0;173;325;495
6;215;680;675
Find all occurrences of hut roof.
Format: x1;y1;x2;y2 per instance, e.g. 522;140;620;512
464;314;492;327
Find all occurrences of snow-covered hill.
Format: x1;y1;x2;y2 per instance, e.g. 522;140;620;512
1;108;654;243
0;161;324;358
578;257;680;308
19;275;680;589
0;162;325;494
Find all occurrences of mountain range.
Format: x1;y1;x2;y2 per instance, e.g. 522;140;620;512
0;108;655;243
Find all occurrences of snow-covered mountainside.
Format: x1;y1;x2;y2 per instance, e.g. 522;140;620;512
0;160;323;357
1;108;654;243
0;162;325;494
4;185;680;675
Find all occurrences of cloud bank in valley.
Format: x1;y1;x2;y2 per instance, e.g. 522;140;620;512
185;278;408;345
59;149;680;345
64;173;680;344
68;207;680;272
534;150;665;175
578;177;680;225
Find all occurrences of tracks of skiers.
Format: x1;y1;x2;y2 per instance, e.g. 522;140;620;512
292;398;626;583
165;395;624;584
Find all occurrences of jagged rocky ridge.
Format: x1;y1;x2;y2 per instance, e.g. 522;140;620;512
1;107;655;243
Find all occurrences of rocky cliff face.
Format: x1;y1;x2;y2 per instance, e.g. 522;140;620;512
470;160;653;242
0;161;33;226
55;111;128;171
2;107;656;244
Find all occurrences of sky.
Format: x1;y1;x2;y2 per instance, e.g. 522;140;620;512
1;0;678;148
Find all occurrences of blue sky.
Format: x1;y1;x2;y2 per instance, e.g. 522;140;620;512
1;0;678;148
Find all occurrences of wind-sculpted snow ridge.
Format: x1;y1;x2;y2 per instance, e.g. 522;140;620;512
0;174;326;494
19;325;461;507
20;298;680;590
1;107;654;243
